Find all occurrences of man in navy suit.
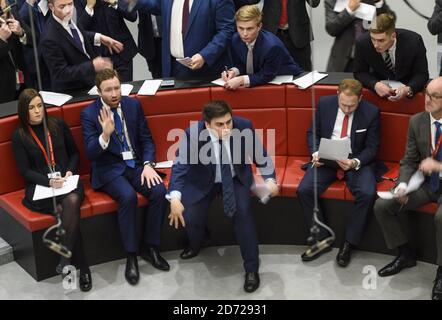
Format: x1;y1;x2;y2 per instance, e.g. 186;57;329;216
81;69;170;285
297;79;380;266
77;0;138;82
222;5;302;90
40;0;124;92
167;101;279;293
130;0;235;78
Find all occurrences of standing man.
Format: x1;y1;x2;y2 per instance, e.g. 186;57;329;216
262;0;320;71
167;100;278;293
138;12;162;79
81;69;170;286
297;79;380;266
374;77;442;300
428;0;442;76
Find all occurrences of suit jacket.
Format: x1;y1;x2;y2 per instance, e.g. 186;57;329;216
77;0;138;62
428;0;442;76
168;116;276;206
262;0;320;49
308;95;380;167
81;96;156;189
353;29;429;94
234;0;260;11
136;0;235;77
138;13;161;61
40;14;98;92
398;112;433;185
325;0;394;72
230;29;303;87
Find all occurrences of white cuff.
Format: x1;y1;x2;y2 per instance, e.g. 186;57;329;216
166;190;182;201
85;6;94;16
231;67;240;77
99;134;110;150
374;0;384;9
19;33;27;45
353;158;361;170
243;75;250;88
94;33;102;46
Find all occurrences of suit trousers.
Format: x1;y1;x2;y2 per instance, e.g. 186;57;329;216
297;165;377;246
183;178;260;273
100;165;168;253
374;183;442;265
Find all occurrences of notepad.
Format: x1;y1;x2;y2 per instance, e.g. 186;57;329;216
155;160;174;169
318;138;351;161
39;91;73;107
138;79;162;96
377;171;424;200
33;175;80;201
211;78;226;87
333;0;376;21
293;71;328;89
269;75;294;85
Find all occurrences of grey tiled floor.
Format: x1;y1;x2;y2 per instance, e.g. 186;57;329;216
0;245;437;300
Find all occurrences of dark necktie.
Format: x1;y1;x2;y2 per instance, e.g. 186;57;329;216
112;108;136;168
69;23;85;54
384;51;395;74
430;122;442;192
182;0;190;42
219;139;236;217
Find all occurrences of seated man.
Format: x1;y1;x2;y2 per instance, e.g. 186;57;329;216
81;69;169;286
353;13;429;101
374;77;442;301
222;4;303;90
297;79;380;266
167;100;279;293
40;0;124;92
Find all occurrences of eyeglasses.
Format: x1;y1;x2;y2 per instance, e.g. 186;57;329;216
425;90;442;102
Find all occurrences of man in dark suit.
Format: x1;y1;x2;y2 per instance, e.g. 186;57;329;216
77;0;138;82
40;0;124;92
234;0;260;11
353;13;429;101
167;100;278;293
297;79;380;266
81;69;170;285
262;0;320;71
137;12;162;79
222;4;302;90
131;0;235;78
374;77;442;300
428;0;442;76
325;0;394;72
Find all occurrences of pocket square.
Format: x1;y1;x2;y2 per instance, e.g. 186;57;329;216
355;129;367;133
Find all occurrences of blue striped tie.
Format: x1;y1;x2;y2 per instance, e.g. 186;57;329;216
219;140;236;217
430;121;442;192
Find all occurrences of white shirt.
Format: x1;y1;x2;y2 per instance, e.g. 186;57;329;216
151;15;160;38
170;0;194;59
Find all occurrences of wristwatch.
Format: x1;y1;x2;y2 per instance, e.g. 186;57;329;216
406;87;414;99
144;161;156;169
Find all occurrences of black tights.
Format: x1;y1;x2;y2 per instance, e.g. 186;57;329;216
57;192;89;273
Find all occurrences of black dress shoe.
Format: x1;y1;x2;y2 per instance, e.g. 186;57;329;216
141;246;170;271
432;275;442;300
79;270;92;292
336;241;352;267
378;255;416;277
244;272;260;293
180;248;200;260
125;255;139;285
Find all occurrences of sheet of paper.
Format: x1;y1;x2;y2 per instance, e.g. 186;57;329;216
137;79;162;96
211;78;226;87
293;71;328;89
33;175;80;201
269;75;293;85
39;91;73;106
155;160;174;169
334;0;376;21
88;84;133;96
318;138;351;161
250;183;272;204
381;80;405;90
377;171;425;199
176;57;192;68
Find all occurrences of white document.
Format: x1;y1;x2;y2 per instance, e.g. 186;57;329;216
318;138;351;161
269;75;293;85
137;79;162;96
377;171;425;200
381;80;405;90
334;0;376;21
33;175;80;201
250;183;272;204
293;71;328;89
88;84;133;96
211;78;226;87
155;160;174;169
39;91;73;106
176;57;192;68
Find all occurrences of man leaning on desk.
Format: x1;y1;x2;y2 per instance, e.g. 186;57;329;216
297;79;380;267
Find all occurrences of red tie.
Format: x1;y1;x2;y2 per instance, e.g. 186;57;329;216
337;114;349;180
279;0;288;28
182;0;190;42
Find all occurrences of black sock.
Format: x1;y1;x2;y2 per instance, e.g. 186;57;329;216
398;243;415;259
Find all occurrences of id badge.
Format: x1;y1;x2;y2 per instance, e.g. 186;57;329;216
47;171;61;179
122;151;134;160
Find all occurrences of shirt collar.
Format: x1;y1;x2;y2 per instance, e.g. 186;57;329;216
245;37;258;50
430;113;442;126
386;38;396;55
52;13;71;28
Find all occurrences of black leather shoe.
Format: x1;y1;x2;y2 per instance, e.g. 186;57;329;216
125;255;139;285
336;241;352;267
79;270;92;292
141;246;170;271
244;272;260;293
180;248;200;260
432;275;442;300
378;255;416;277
